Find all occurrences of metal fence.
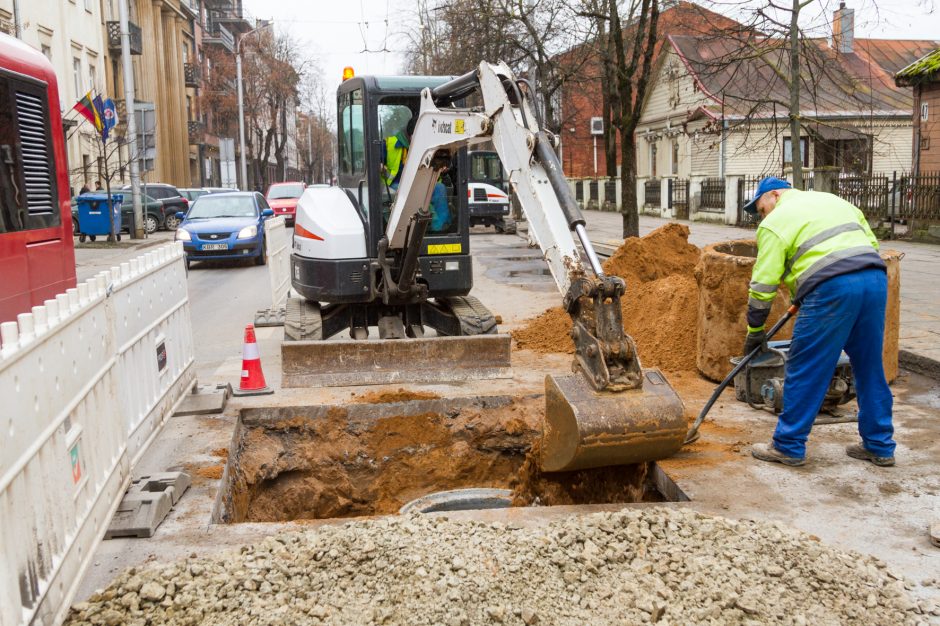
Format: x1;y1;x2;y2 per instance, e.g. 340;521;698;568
0;243;195;625
700;177;725;213
836;171;940;235
669;179;689;219
644;178;661;207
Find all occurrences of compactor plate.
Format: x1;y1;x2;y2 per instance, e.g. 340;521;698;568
281;334;512;387
541;369;687;472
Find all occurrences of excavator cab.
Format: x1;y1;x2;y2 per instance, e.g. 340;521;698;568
335;76;472;302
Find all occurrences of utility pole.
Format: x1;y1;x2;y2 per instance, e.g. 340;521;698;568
119;0;144;238
12;0;21;38
237;21;272;192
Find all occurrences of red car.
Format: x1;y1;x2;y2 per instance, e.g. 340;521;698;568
265;182;305;225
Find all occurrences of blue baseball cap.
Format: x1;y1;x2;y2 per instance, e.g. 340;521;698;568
742;176;792;215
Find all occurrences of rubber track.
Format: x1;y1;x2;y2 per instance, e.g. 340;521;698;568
440;295;497;336
284;297;323;341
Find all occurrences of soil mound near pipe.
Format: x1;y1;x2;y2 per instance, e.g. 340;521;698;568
512;223;701;372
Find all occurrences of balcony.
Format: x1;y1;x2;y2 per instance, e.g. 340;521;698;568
211;3;252;33
106;21;143;56
188;120;206;145
184;63;201;88
203;22;235;53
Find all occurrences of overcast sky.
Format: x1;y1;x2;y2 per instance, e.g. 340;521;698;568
242;0;940;108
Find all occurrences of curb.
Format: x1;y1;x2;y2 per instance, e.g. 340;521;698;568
899;350;940;381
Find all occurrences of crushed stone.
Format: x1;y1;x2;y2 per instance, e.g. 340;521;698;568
66;507;933;625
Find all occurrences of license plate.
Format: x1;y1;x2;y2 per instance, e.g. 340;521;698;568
202;243;228;251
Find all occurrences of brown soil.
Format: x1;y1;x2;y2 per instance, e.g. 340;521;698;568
210;447;228;459
225;397;656;523
513;224;702;372
352;388;441;404
194;464;224;480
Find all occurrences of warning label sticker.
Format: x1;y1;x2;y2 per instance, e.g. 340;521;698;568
427;243;462;255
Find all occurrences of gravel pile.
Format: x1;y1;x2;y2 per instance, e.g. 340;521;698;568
67;507;936;626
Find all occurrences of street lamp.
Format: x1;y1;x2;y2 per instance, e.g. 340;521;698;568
236;20;272;191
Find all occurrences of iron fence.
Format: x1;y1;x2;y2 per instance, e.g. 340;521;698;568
603;179;617;211
700;177;724;213
644;179;660;207
669;179;689;219
837;171;940;236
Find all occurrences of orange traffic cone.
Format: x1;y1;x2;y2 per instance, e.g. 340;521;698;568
233;324;274;396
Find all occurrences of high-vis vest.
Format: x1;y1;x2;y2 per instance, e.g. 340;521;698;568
747;188;885;331
382;137;407;187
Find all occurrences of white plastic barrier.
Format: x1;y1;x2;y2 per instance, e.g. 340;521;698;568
265;215;291;308
0;242;195;626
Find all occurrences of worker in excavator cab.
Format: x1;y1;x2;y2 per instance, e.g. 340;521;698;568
741;176;895;468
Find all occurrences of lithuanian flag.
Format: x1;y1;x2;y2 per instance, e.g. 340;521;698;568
73;91;101;130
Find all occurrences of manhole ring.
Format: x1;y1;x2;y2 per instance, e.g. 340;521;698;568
399;488;513;514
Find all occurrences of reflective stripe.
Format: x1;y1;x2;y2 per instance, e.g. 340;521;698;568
749;281;777;293
748;296;773;310
242;342;260;360
784;222;864;277
795;246;879;294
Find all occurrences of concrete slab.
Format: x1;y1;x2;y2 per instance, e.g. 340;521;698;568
104;472;191;539
173;384;231;416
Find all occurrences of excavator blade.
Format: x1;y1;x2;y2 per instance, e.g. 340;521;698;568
281;334;512;388
541;370;687;472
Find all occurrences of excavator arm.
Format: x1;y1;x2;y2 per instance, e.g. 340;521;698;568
382;62;687;472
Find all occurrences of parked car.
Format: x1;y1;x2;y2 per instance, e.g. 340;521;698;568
179;187;210;202
174;192;274;269
204;186;239;193
119;183;188;230
71;194;167;236
265;181;305;225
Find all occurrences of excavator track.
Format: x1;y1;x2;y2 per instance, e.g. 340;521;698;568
284;296;323;341
437;295;497;336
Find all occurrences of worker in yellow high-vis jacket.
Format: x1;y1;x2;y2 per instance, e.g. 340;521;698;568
741;176;895;468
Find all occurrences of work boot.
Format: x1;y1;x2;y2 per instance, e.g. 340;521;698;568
845;444;895;467
750;442;806;467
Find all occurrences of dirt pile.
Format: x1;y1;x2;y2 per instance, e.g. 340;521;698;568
513;223;701;371
66;508;933;625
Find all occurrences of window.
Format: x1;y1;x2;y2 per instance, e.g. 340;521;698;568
671;141;679;176
88;64;96;92
0;71;61;233
649;142;658;178
337;88;364;177
73;57;82;99
783;136;809;168
41;45;52;61
922;102;929;121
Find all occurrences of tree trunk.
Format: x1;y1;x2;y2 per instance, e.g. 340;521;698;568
789;0;803;188
619;139;638;237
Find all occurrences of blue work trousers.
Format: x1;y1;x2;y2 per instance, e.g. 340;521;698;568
773;268;895;459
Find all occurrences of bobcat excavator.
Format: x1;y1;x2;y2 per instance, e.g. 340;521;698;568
284;62;686;472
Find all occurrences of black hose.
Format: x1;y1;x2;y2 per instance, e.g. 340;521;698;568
684;305;799;444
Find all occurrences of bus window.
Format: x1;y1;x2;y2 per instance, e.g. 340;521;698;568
0;71;60;233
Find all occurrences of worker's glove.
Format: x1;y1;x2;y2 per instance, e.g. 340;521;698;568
743;330;767;356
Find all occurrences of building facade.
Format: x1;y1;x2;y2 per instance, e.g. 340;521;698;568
896;48;940;174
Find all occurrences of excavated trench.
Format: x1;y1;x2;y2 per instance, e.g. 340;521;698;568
213;394;687;523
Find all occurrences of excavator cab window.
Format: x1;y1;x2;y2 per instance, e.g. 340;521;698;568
338;87;367;220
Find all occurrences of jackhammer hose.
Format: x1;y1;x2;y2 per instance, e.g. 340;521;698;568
684;304;799;444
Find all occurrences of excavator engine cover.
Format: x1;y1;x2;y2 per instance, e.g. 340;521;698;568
541;370;687;472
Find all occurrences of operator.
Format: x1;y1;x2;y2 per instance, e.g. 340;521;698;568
742;176;895;468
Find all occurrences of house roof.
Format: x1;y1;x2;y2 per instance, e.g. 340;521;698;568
668;34;940;121
895;47;940;86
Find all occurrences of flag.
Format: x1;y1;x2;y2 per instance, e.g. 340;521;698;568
92;94;105;133
101;98;118;143
72;92;99;128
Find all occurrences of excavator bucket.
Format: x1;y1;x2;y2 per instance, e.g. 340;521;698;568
281;334;513;388
540;370;687;472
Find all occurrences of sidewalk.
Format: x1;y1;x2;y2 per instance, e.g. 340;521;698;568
573;211;940;374
74;230;176;281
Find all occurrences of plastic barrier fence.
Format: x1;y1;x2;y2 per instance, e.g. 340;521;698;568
0;242;195;626
265;216;291;308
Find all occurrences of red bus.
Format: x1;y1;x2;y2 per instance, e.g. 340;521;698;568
0;33;75;324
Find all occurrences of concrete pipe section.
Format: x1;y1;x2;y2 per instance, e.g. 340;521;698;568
695;241;901;383
399;488;514;514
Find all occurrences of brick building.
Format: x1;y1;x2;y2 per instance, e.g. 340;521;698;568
895;47;940;174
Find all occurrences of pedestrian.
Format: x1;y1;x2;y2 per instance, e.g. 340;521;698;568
79;183;90;195
95;181;103;191
742;176;895;467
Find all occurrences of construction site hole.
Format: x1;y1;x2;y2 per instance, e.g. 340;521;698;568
214;395;687;523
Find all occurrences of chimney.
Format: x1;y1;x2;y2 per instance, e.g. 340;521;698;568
833;2;855;54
